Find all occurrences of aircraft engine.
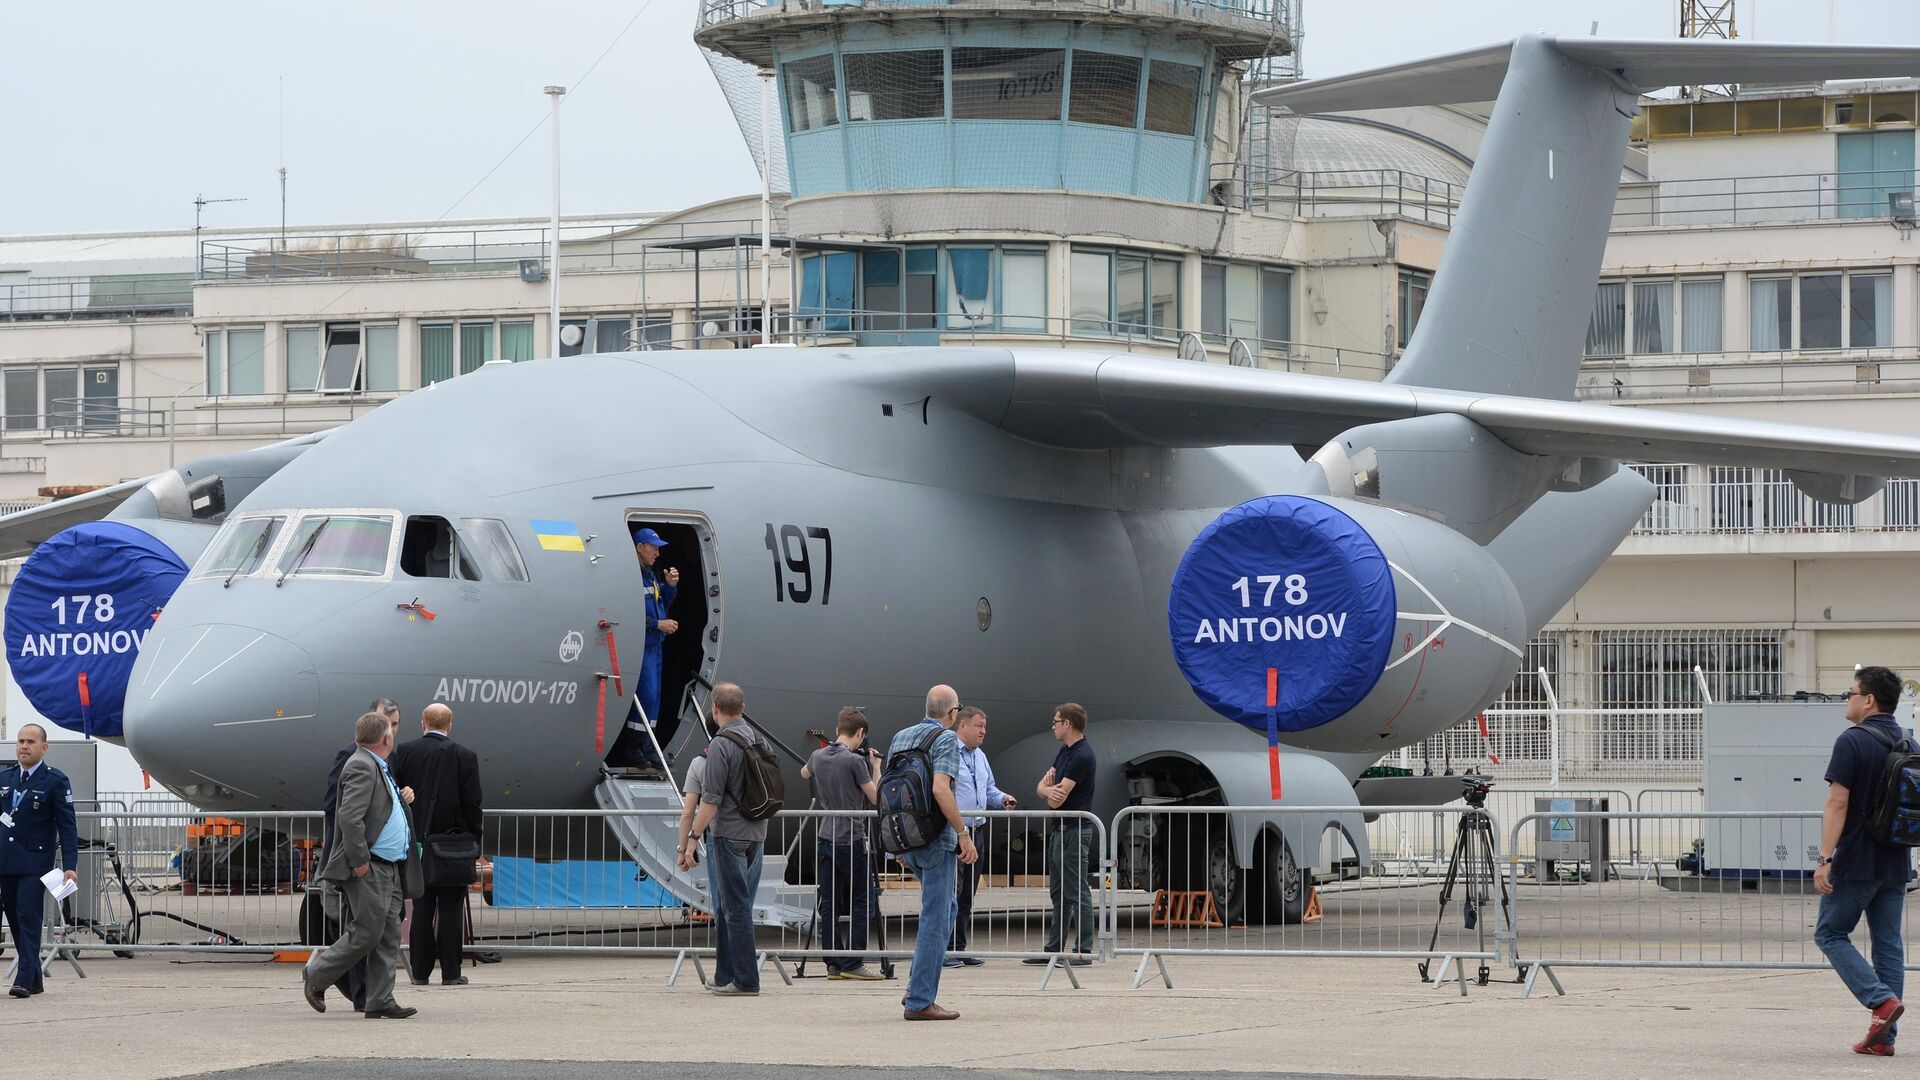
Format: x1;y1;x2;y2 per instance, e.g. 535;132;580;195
1168;494;1527;755
3;519;213;740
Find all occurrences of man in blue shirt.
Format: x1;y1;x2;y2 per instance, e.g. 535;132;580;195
887;685;976;1020
305;711;420;1020
948;705;1013;966
0;724;78;997
1815;665;1916;1056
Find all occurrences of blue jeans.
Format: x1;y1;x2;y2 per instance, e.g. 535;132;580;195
705;835;763;991
817;838;871;973
898;842;956;1012
1816;877;1906;1040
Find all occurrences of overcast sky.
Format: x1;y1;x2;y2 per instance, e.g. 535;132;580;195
3;0;1914;236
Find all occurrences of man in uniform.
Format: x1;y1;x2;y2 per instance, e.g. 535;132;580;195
614;527;679;768
0;724;79;998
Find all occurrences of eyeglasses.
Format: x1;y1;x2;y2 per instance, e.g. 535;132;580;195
1843;690;1870;699
1051;718;1067;726
947;706;962;715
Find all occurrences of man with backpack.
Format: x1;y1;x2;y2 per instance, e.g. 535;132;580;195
678;682;781;997
1814;665;1916;1056
879;685;977;1020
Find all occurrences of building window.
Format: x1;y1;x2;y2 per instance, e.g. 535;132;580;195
205;328;265;396
951;48;1064;121
501;321;535;362
1068;51;1141;128
3;369;36;430
1416;634;1565;771
1837;130;1916;219
1069;247;1181;341
1398;269;1430;349
797;252;858;333
365;325;399;390
1001;248;1047;332
80;365;118;430
286;327;321;392
320;325;362;393
43;368;77;431
947;247;992;327
1070;250;1112;335
783;54;839;133
843;50;944;122
1588;277;1723;356
1143;60;1202;136
1259;267;1291;345
459;322;495;374
1750;271;1890;350
1200;262;1268;342
1886;478;1920;530
1591;629;1783;767
421;324;455;386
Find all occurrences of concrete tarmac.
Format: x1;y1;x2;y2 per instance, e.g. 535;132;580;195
0;951;1900;1080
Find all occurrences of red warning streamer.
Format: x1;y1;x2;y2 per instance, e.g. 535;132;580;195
77;673;93;740
1475;712;1503;766
1265;667;1282;800
594;675;608;755
600;620;624;700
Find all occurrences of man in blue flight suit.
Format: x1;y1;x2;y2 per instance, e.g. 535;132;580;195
614;527;679;768
0;724;78;998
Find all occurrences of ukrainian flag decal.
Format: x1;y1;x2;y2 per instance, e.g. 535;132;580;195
531;519;586;553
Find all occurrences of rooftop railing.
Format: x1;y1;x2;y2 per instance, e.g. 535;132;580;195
697;0;1294;31
1612;169;1920;229
0;275;193;322
1226;165;1463;227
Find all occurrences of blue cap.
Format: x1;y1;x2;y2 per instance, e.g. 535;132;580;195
632;528;670;548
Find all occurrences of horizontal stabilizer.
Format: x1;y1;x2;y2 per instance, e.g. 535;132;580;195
1256;37;1920;114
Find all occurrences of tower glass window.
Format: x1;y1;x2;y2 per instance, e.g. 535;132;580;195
1068;51;1142;128
844;50;944;121
1143;60;1202;135
784;55;839;133
952;48;1064;121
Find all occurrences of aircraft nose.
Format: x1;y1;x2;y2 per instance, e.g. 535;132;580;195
122;622;320;810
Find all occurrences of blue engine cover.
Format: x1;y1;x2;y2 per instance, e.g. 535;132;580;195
4;521;190;738
1168;495;1397;733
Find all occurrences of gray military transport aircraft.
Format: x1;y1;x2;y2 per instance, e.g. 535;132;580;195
7;36;1920;922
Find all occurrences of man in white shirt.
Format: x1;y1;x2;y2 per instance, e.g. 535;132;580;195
948;706;1014;966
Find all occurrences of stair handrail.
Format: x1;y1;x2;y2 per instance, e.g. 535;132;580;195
689;672;810;768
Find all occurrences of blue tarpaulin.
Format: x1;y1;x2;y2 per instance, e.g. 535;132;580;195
1167;495;1397;733
488;858;682;909
4;521;189;738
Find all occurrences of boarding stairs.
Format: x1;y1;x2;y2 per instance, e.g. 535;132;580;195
594;773;815;929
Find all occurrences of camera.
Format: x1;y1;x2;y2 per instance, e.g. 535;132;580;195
1459;774;1494;807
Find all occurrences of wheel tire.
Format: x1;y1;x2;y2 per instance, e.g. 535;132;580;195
1253;831;1308;925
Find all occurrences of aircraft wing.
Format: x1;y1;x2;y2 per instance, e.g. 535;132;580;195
0;478;151;561
980;351;1920;480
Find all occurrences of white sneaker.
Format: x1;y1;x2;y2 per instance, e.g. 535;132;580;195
707;982;760;996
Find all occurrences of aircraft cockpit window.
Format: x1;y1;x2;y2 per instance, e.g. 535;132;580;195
461;518;529;582
195;515;287;581
275;514;394;579
401;516;479;580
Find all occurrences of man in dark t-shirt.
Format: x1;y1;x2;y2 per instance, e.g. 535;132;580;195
1815;665;1915;1056
800;707;882;980
1028;703;1096;964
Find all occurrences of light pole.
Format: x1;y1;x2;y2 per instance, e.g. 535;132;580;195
760;73;774;346
545;85;567;358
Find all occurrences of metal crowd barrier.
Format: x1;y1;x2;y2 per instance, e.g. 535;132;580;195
1110;806;1506;993
1505;810;1920;998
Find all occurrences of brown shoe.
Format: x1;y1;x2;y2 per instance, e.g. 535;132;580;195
903;1003;959;1021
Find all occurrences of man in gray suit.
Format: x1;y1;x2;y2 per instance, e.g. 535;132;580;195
304;711;422;1019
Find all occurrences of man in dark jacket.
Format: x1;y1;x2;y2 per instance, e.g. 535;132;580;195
0;724;78;997
1814;665;1916;1056
390;702;483;986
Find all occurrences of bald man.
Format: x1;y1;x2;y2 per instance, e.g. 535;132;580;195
390;703;484;985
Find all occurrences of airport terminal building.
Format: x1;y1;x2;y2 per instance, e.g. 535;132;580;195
1;0;1916;791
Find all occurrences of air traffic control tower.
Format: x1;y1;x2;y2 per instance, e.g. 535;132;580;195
694;0;1332;354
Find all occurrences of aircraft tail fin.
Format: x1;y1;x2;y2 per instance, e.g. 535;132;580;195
1255;37;1920;402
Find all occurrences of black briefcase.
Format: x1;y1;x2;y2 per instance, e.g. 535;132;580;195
423;832;481;887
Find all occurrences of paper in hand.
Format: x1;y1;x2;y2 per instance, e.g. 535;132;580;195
39;868;76;902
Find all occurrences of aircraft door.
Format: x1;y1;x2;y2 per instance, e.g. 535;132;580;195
610;513;718;768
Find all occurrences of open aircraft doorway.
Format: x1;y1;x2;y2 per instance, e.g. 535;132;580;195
614;513;719;766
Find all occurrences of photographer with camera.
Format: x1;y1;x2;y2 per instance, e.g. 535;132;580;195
801;707;884;981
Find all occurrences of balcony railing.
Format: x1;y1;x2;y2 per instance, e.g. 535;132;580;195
698;0;1294;32
1625;463;1920;538
1219;165;1462;227
198;218;784;283
1577;348;1920;401
1;275;193;322
1612;169;1920;229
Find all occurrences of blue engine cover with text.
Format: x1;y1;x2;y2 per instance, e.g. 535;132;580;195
1168;495;1397;733
4;521;190;738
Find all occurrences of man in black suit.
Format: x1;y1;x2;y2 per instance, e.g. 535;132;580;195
320;699;403;1010
390;702;483;986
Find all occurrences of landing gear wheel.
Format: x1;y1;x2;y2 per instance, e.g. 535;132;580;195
1253;831;1309;925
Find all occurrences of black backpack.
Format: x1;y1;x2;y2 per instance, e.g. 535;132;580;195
1857;723;1920;847
718;728;786;821
876;726;947;855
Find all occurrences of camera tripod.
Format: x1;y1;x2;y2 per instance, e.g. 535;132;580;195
1416;784;1520;987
